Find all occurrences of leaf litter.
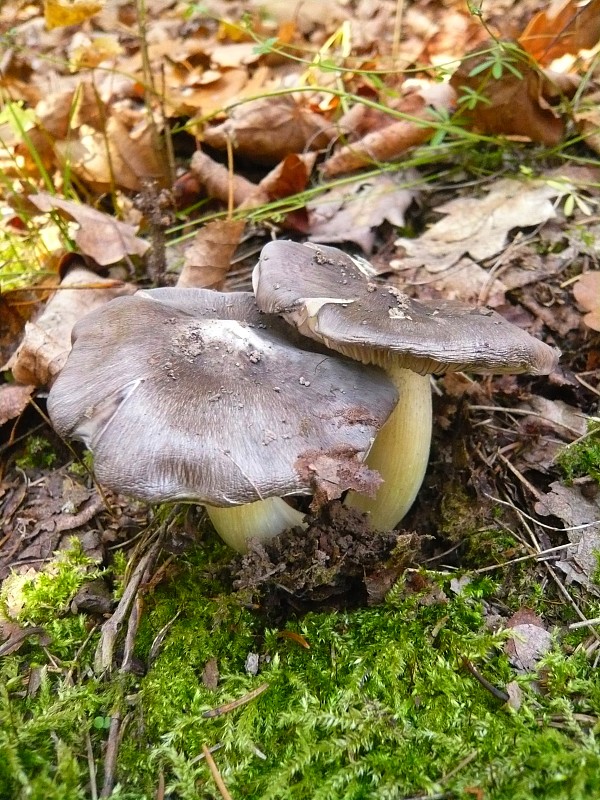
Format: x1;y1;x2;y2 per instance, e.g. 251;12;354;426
1;0;600;796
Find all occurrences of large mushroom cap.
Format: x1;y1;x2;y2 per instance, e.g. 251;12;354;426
48;288;397;506
254;240;560;375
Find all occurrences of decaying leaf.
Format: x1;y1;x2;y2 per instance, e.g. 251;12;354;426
53;114;169;193
450;41;571;146
258;153;316;201
177;219;246;290
203;95;333;165
189;150;261;208
321;81;456;177
44;0;103;30
391;178;567;273
0;383;34;426
575;90;600;156
519;0;600;65
307;172;419;254
6;265;135;387
29;194;150;266
505;609;552;673
573;272;600;331
535;482;600;596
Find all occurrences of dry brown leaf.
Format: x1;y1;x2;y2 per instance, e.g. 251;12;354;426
575;89;600;156
258;153;316;200
6;265;136;387
189;150;261;207
165;67;249;118
53;112;168;192
44;0;103;29
177;219;246;290
203;95;333;165
307;172;418;254
29;193;150;266
391;178;567;273
535;482;600;596
0;383;34;426
36;83;106;139
505;609;552;673
321;81;455;177
450;42;568;146
573;271;600;331
519;0;600;65
209;42;262;69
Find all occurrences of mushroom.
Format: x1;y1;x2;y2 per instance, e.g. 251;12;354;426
253;240;560;531
47;287;397;552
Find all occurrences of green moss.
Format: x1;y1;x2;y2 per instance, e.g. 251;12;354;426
15;436;58;471
557;421;600;485
3;540;600;800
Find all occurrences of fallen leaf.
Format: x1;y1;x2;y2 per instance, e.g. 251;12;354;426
307;172;419;254
535;482;600;596
519;0;600;65
575;90;600;156
505;609;552;673
189;150;261;207
177;219;246;290
258;153;316;200
505;681;523;711
203;95;333;165
6;265;136;387
44;0;103;29
202;657;219;690
321;81;456;177
573;271;600;331
0;383;34;426
29;194;150;265
450;41;569;146
391;178;567;273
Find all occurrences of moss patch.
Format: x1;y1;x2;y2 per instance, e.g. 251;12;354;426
2;538;600;800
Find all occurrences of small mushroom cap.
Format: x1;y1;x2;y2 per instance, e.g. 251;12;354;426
48;288;397;506
254;241;560;376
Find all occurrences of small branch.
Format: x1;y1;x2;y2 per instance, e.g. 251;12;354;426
461;658;509;703
94;535;162;673
202;683;269;719
86;729;98;800
202;744;234;800
100;711;122;798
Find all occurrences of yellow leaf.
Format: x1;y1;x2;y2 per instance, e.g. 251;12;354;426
44;0;104;30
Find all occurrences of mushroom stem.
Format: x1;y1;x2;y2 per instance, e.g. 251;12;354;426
206;497;307;553
346;367;432;530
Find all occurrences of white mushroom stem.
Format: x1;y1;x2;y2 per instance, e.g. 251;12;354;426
345;367;432;531
206;498;307;553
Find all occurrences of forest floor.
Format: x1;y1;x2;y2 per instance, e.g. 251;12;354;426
1;0;600;798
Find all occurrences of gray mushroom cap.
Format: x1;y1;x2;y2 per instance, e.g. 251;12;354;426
254;241;560;376
47;288;397;506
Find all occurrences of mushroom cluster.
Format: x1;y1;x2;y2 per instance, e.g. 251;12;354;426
48;240;559;551
253;240;560;531
48;288;397;552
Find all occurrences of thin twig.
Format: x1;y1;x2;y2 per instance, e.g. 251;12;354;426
86;729;98;800
471;543;573;574
94;534;162;673
202;683;269;719
155;766;165;800
202;744;234;800
484;494;600;533
100;711;122;798
469;404;586;437
462;658;509;703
